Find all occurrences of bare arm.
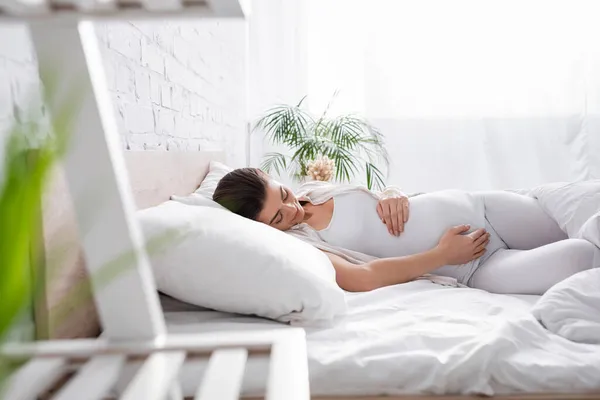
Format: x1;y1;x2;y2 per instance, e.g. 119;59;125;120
326;225;490;292
327;248;447;292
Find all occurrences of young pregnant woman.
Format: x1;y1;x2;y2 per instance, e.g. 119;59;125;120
213;168;596;295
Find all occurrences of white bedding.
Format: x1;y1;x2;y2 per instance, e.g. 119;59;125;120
532;268;600;345
163;281;600;397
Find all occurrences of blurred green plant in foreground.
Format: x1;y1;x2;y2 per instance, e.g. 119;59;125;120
0;70;82;391
0;100;62;395
0;73;181;394
0;77;75;343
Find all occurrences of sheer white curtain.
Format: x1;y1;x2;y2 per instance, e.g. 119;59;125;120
247;0;308;186
307;0;600;193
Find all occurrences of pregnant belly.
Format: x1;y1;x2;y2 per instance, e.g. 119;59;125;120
347;190;486;258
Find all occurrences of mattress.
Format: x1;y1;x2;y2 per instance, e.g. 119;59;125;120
156;282;598;397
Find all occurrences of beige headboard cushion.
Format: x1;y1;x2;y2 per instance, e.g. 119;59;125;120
37;150;224;339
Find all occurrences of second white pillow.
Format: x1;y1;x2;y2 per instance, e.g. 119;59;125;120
194;161;232;198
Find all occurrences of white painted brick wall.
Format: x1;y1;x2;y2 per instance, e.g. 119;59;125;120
0;20;247;167
0;25;50;147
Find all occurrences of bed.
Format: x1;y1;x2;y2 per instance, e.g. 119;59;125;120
35;150;600;399
161;289;543;397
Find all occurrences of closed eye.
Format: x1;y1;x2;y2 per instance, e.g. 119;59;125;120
270;210;282;226
269;186;288;226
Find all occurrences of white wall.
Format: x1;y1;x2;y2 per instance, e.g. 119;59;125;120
0;19;247;166
0;25;47;142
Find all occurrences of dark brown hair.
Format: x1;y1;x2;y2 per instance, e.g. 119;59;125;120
213;168;268;221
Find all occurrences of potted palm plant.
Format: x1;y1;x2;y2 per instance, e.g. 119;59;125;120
255;96;390;190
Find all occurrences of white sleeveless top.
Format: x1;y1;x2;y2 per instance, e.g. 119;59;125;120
317;190;486;283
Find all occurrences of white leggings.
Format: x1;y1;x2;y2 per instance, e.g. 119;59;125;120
467;191;597;295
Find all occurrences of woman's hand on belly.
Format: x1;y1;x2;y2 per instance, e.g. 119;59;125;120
377;195;410;236
435;225;490;265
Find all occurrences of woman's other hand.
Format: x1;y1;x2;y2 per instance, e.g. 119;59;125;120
377;195;410;236
435;225;490;265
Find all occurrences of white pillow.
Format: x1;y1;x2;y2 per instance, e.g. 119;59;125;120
194;161;232;198
138;201;346;325
531;268;600;344
579;211;600;249
171;161;232;206
524;180;600;238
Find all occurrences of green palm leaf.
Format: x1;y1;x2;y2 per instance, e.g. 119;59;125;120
253;104;313;147
321;117;361;151
260;152;289;176
289;135;321;164
365;162;386;191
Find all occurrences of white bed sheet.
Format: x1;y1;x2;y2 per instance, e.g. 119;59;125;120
163;281;600;397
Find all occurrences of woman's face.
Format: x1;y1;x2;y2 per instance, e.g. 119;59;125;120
256;179;305;231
